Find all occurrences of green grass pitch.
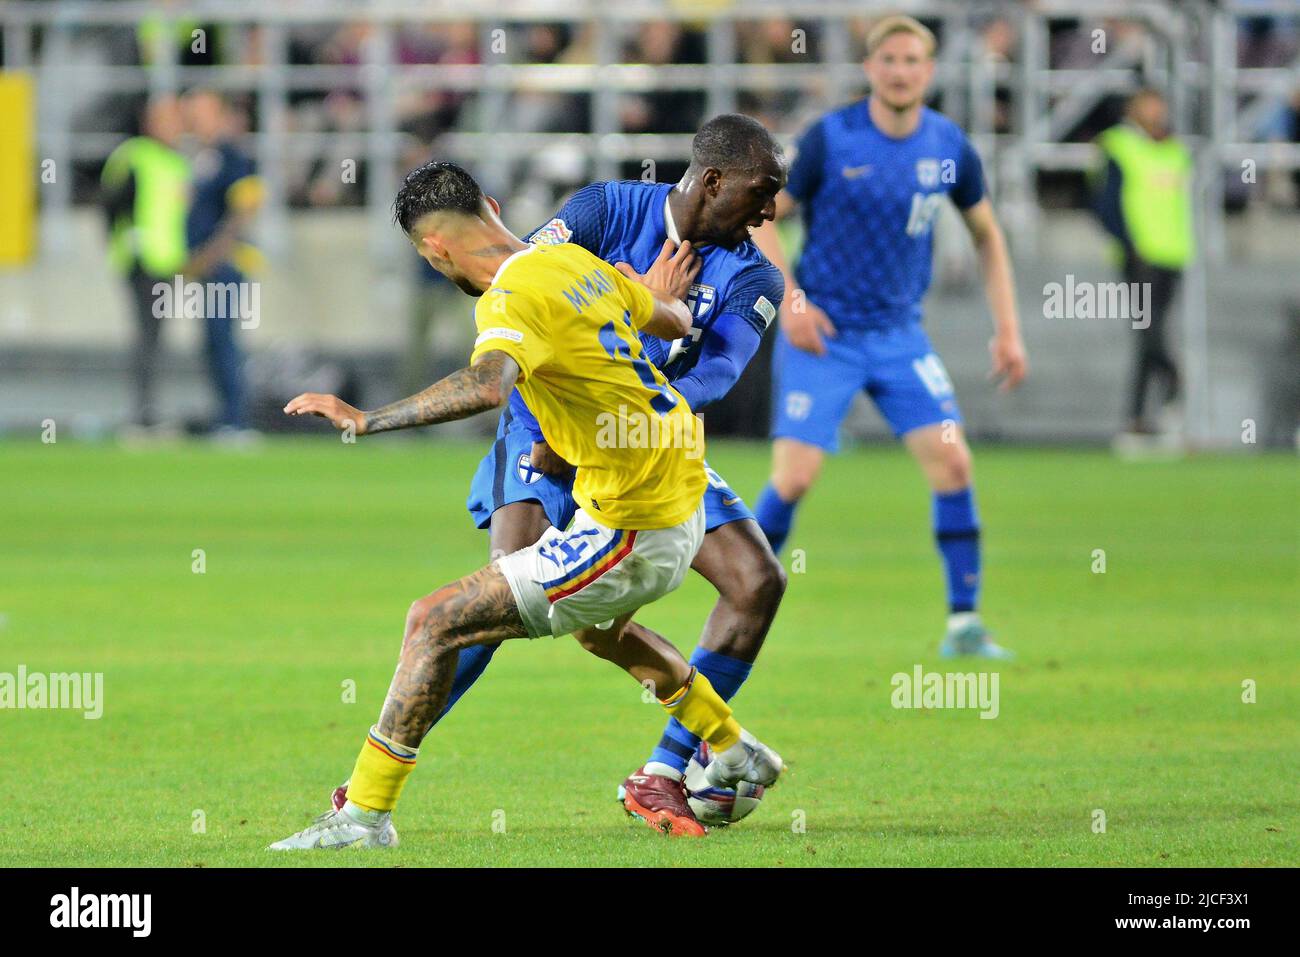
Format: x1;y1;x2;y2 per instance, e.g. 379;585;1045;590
1;438;1296;867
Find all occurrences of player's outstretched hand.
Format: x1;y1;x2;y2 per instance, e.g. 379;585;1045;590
284;392;367;434
780;295;837;356
530;440;573;478
616;239;700;303
988;331;1028;392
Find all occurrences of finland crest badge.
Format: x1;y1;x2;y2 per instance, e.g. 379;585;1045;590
916;158;941;189
517;453;544;485
685;283;716;319
530;218;572;245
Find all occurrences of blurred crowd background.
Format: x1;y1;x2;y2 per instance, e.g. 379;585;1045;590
1;0;1298;449
16;3;1300;212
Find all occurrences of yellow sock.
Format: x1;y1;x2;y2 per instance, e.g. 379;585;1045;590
345;726;418;813
659;669;741;753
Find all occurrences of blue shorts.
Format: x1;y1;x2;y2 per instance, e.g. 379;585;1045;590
771;321;962;451
466;410;754;533
467;409;578;532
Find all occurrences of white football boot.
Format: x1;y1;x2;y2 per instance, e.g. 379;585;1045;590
706;729;784;789
267;808;398;851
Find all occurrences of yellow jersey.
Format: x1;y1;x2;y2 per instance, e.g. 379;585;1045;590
469;242;706;529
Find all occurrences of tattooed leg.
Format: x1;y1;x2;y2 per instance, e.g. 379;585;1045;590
378;564;528;748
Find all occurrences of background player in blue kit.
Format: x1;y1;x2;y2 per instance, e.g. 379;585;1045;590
751;15;1028;659
434;115;789;835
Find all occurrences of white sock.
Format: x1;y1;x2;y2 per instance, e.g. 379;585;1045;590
713;740;749;769
342;800;384;826
644;761;684;782
947;611;981;632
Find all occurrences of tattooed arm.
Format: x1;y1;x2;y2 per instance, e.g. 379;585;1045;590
283;351;520;435
362;351;520;434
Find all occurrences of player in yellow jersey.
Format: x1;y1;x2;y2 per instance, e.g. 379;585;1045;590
269;162;783;849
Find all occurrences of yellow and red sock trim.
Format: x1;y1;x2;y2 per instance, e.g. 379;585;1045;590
660;670;741;753
365;728;416;765
657;667;696;707
345;726;418;813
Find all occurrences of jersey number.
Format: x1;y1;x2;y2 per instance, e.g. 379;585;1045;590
665;323;703;364
599;315;679;415
905;192;945;237
537;528;600;570
912;353;954;398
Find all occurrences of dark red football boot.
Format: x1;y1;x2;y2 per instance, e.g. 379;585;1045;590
620;766;706;837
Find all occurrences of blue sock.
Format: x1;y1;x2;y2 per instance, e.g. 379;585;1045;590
431;643;499;727
648;647;753;774
754;482;797;555
933;487;981;614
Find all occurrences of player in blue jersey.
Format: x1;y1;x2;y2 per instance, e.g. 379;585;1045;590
751;16;1028;659
415;115;788;836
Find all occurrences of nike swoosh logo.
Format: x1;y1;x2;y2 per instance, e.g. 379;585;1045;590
722;497;740;506
842;164;871;179
314;835;364;849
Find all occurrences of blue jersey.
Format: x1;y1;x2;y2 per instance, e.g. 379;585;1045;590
786;103;985;330
187;141;256;252
508;180;785;440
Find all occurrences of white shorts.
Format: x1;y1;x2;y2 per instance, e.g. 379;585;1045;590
496;502;706;638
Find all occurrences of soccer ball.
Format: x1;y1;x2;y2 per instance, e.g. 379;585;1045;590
683;742;765;826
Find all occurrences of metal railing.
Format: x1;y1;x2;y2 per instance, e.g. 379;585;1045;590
5;0;1297;259
4;0;1299;447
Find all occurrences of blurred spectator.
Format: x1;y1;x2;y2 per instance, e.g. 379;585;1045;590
295;90;368;207
501;21;591;136
1237;5;1300;68
486;24;592;210
396;23;480;142
737;18;818;129
183;89;263;437
136;3;222;69
976;16;1016;134
619;21;706;181
1092;89;1194;439
100;96;191;431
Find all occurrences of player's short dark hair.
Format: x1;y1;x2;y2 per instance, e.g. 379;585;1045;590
392;161;485;234
691;113;783;173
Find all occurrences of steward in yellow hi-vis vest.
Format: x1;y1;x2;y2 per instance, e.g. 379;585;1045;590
1092;88;1192;434
1095;123;1194;270
100;96;191;428
273;162;786;850
470;242;706;531
101;134;190;279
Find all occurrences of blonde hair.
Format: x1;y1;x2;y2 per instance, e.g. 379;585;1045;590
865;14;937;58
